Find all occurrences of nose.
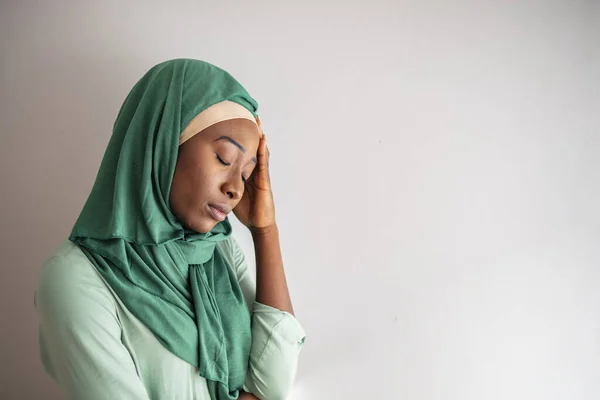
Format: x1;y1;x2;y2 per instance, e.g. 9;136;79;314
221;174;243;201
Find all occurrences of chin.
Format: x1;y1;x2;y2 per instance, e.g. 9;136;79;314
188;218;218;234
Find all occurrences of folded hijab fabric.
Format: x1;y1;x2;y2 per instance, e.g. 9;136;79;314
70;59;258;400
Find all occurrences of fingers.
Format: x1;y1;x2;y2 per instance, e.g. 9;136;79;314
256;115;264;138
254;117;270;190
257;135;269;167
254;116;269;165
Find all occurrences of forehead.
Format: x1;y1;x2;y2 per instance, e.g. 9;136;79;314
206;118;260;145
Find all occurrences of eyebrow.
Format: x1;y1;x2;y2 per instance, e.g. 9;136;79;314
215;136;257;164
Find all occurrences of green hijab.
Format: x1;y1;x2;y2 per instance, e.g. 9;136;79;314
70;59;258;399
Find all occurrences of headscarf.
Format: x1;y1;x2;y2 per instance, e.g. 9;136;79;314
70;58;258;399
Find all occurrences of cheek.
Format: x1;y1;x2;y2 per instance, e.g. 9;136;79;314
180;166;218;208
172;152;224;211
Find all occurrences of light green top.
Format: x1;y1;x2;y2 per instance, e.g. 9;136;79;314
35;238;305;400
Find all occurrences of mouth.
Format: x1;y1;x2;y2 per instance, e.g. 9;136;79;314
207;203;231;222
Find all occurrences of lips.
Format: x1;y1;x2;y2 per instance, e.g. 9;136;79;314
208;203;231;222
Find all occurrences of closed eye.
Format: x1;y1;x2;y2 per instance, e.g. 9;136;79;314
216;154;231;166
218;153;248;182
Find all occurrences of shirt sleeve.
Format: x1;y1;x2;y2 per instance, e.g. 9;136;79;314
35;250;151;400
223;237;306;400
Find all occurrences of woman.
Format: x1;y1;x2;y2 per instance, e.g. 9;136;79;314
35;59;305;400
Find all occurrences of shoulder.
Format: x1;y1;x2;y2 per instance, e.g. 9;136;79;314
216;235;240;253
35;240;117;320
216;235;248;274
216;236;244;260
37;240;110;294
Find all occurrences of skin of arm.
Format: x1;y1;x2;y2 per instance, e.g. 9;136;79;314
234;117;294;315
251;224;294;315
238;391;260;400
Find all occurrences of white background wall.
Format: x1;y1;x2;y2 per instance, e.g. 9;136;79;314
1;1;599;399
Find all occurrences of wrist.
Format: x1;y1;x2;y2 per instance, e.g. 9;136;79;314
250;223;278;237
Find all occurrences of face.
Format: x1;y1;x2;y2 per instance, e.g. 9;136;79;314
170;118;260;233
